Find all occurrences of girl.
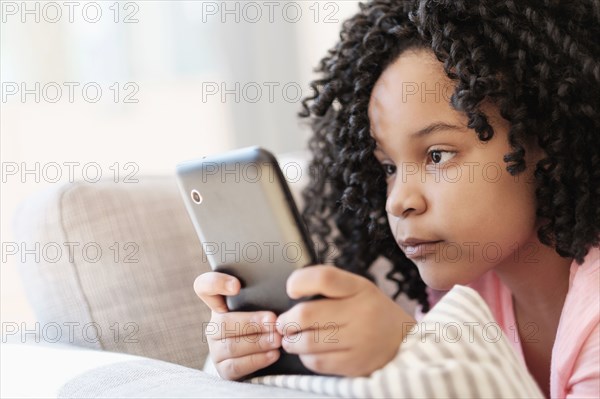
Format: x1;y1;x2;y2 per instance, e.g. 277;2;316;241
194;1;599;397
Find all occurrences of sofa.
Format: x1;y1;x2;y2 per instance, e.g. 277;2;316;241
4;149;545;398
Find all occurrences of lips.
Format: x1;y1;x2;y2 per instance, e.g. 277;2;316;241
397;239;443;259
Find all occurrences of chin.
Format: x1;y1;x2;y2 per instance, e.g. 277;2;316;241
414;259;469;291
423;278;455;292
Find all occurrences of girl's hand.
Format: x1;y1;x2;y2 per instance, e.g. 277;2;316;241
276;265;416;377
193;272;282;381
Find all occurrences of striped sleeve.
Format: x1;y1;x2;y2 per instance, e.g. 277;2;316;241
248;285;544;398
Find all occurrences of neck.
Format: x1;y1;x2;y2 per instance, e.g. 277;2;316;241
493;236;573;321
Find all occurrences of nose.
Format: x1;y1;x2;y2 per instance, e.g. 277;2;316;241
385;172;427;217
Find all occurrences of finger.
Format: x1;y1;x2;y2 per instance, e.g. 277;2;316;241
208;311;278;341
193;272;240;313
211;331;282;363
281;327;350;355
287;265;363;299
276;299;349;334
216;350;281;381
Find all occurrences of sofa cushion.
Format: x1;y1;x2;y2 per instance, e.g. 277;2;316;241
1;342;326;398
12;175;213;369
59;357;327;398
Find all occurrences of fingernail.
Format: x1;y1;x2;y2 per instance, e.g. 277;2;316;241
266;350;278;359
227;280;237;293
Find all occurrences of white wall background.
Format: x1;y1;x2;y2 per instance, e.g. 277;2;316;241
1;1;360;326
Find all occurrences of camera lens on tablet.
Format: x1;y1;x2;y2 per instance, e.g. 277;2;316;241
191;189;202;204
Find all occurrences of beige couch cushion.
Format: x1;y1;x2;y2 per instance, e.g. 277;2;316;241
13;176;213;369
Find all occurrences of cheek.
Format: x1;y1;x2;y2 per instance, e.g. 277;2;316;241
387;214;399;240
431;165;538;246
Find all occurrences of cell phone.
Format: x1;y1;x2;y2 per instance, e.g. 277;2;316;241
176;146;319;376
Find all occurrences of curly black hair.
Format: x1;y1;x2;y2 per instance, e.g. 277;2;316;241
299;0;600;312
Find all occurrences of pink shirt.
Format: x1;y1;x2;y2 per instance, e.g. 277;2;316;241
423;246;599;398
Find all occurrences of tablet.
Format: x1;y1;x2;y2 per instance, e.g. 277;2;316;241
176;146;317;314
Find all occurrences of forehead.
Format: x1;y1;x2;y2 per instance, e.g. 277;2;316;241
368;49;457;142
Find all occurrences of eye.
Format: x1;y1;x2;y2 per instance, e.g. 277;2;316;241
428;149;456;165
381;163;396;177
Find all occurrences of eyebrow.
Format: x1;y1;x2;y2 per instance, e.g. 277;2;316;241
372;122;465;147
412;122;464;137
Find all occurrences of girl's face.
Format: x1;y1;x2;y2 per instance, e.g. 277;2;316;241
368;48;543;290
